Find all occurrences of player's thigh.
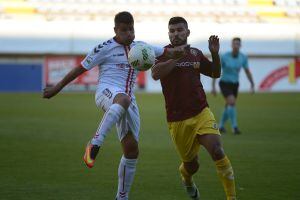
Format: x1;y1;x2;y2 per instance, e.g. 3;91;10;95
226;83;239;105
116;99;140;143
233;83;239;98
219;81;236;104
197;134;225;161
226;95;236;105
168;119;200;163
95;86;129;111
194;107;219;136
219;81;232;98
193;108;222;159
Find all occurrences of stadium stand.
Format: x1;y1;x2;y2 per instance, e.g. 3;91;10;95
0;0;299;23
0;0;299;93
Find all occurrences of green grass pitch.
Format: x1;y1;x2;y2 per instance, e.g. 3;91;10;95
0;92;299;200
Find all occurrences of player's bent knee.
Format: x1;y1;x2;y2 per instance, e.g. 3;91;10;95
212;145;225;161
124;147;139;159
226;95;236;106
184;159;199;174
228;101;235;106
226;99;235;106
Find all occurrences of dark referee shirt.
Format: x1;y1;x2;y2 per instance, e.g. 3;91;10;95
158;45;213;122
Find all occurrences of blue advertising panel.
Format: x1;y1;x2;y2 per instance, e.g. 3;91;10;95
0;63;42;92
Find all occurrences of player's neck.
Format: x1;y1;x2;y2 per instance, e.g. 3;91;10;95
232;51;239;57
171;43;188;47
113;36;130;46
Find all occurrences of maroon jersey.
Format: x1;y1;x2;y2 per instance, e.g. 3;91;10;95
158;45;214;122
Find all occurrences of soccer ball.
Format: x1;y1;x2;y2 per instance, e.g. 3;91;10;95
128;43;155;71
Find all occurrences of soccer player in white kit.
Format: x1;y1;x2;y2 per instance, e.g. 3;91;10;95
43;11;185;200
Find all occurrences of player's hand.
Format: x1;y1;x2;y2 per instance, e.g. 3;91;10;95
211;87;217;97
208;35;220;54
167;44;189;59
43;85;61;99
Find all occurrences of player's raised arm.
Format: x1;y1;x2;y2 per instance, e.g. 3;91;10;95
43;66;87;99
164;44;189;59
244;68;255;94
151;45;188;80
151;59;178;81
197;36;221;78
208;35;221;78
43;40;108;99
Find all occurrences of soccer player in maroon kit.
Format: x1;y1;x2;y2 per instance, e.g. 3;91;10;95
151;17;237;200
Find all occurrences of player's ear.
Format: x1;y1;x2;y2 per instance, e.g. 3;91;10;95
114;27;117;34
187;29;190;37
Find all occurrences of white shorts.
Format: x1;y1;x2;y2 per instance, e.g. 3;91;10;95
95;85;140;142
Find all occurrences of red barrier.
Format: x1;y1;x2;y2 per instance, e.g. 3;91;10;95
44;56;146;89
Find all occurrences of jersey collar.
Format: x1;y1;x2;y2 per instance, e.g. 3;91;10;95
112;37;135;47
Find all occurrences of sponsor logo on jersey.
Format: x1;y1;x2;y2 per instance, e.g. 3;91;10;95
117;63;132;69
93;40;112;53
190;49;198;56
212;123;218;129
94;44;103;53
113;53;125;57
102;88;113;99
176;62;200;69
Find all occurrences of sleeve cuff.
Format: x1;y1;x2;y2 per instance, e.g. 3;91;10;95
156;48;168;60
80;61;90;70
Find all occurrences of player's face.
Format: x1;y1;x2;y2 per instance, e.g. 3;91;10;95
168;23;190;46
114;23;135;46
232;40;241;53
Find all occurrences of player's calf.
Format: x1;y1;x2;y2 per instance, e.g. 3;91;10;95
215;156;236;200
91;102;127;147
116;155;138;200
179;161;199;185
212;145;225;161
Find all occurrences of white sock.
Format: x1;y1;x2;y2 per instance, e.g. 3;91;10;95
116;156;137;200
91;104;125;146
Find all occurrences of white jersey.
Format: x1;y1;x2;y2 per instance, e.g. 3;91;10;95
81;38;164;97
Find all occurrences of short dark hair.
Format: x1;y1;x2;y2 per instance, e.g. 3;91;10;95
232;37;241;42
114;11;134;25
168;16;188;28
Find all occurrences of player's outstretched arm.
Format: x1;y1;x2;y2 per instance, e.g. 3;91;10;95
43;66;87;99
244;68;255;94
209;35;221;78
151;45;188;80
164;44;189;59
151;59;178;81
